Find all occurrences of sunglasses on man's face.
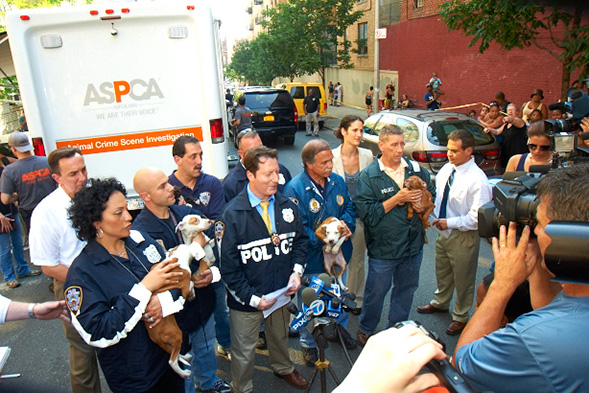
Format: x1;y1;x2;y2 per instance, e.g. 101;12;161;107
528;143;551;151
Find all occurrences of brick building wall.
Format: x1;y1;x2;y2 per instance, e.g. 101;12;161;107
379;13;583;114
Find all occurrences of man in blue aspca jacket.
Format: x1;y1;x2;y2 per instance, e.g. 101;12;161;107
283;139;357;367
132;168;231;393
218;146;309;393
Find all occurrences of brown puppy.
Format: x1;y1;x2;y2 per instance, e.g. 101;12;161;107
404;175;435;242
145;252;193;378
314;217;348;290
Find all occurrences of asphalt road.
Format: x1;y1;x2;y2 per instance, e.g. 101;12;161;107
0;106;494;392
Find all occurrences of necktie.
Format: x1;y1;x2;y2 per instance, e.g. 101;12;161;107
260;201;272;234
438;168;455;219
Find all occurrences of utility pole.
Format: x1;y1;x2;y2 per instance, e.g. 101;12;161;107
373;0;380;114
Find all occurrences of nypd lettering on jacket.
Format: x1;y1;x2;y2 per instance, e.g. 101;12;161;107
238;232;296;264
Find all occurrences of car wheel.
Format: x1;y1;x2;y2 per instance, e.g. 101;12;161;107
283;134;295;145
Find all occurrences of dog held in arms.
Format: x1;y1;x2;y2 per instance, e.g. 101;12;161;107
314;217;349;291
146;214;215;378
404;175;435;242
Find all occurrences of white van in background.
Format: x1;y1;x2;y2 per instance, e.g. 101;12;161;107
5;1;229;210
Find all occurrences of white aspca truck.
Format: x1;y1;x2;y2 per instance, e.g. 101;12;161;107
5;1;229;209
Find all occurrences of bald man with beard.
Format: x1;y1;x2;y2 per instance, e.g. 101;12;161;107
132;168;231;393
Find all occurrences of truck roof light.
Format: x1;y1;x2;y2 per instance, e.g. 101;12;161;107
90;10;99;15
105;9;114;14
187;5;195;10
121;8;130;13
20;15;30;21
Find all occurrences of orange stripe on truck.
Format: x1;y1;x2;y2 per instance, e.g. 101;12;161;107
55;127;203;155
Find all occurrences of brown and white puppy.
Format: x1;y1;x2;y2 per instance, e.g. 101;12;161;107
145;214;215;379
314;217;348;291
404;175;435;242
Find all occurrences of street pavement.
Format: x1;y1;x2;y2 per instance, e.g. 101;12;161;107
0;103;494;392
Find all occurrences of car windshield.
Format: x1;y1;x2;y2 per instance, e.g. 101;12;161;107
427;120;493;146
244;92;292;111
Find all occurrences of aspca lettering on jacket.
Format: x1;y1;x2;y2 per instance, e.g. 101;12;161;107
238;232;296;264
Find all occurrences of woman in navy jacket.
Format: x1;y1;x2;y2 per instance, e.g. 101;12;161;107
64;178;185;393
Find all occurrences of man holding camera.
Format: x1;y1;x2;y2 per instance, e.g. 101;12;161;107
453;164;589;392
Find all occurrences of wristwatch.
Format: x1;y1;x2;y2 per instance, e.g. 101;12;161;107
28;303;37;319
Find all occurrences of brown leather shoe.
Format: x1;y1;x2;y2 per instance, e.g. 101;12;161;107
274;369;308;389
357;330;371;347
416;304;449;314
446;320;467;336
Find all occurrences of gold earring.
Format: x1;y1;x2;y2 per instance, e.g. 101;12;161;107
96;228;104;239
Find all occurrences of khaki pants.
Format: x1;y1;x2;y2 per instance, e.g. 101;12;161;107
229;306;294;393
55;279;102;393
430;230;480;322
346;218;366;307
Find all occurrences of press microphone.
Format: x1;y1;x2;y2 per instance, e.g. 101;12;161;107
301;275;358;311
290;289;326;332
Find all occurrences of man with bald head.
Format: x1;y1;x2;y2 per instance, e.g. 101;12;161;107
283;139;357;366
132;167;231;393
223;130;291;202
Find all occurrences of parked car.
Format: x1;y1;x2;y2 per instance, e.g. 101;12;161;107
361;110;502;177
232;87;298;146
278;82;327;129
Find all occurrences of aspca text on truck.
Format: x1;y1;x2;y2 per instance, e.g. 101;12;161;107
6;1;229;209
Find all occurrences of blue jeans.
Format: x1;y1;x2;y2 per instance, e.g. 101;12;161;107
297;273;349;349
358;251;423;335
213;281;231;349
184;315;221;392
0;217;31;282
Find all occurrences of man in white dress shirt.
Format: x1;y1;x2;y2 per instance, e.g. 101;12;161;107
417;129;492;336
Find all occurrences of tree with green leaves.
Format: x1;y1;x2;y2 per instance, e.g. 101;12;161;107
260;0;363;85
439;0;588;99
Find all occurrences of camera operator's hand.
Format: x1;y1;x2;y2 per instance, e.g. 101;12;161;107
334;325;446;393
492;222;531;293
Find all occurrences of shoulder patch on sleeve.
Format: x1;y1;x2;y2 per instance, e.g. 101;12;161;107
129;230;145;244
65;286;83;317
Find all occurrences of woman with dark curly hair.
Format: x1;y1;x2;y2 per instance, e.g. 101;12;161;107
332;115;374;312
64;178;185;393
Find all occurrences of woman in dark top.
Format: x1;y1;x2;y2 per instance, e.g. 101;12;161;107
484;103;528;168
505;121;552;172
64;178;185;393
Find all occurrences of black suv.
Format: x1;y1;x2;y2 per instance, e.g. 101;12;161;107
233;87;298;146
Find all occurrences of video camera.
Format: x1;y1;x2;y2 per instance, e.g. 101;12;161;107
546;87;589;134
394;321;476;393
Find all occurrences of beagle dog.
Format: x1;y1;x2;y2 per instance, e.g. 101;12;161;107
145;213;215;378
404;175;435;242
314;217;348;291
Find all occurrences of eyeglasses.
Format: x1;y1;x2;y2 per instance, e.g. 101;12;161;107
528;143;551;151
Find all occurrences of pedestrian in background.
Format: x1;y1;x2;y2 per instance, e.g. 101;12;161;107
365;86;374;117
303;88;320;137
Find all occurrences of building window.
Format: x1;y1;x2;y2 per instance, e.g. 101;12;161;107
357;22;368;56
414;0;423;8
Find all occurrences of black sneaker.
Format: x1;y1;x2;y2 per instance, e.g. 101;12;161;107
256;331;267;350
301;347;318;367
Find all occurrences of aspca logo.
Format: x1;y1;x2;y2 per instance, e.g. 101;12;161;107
22;168;50;182
84;78;164;106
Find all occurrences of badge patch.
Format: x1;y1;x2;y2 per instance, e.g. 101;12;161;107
288;197;299;206
336;195;344;206
143;244;162;264
215;221;225;243
271;233;281;246
282;208;294;223
278;173;286;185
199;192;211;206
65;286;83;317
309;198;321;213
